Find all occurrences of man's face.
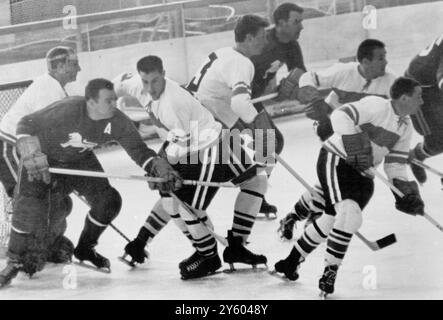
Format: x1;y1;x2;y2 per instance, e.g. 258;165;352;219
400;86;423;116
139;70;166;100
62;54;81;83
248;27;267;56
363;47;388;79
278;10;303;41
90;89;117;119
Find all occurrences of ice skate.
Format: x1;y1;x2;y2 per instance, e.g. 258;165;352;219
318;264;339;299
257;198;277;220
277;213;297;240
273;246;304;281
120;238;149;267
180;252;222;280
0;260;21;288
74;245;111;273
223;230;267;272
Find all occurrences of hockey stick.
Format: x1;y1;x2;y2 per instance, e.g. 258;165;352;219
368;168;443;233
49;168;236;188
274;153;397;250
410;159;443;179
251;92;278;104
169;192;228;247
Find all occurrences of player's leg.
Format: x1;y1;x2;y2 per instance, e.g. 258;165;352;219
274;148;339;280
71;154;122;270
0;173;50;286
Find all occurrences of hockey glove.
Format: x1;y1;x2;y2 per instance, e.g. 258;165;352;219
342;132;373;171
305;99;333;121
145;157;183;193
277;68;304;101
392;179;424;216
297;86;320;104
16;135;50;184
315;118;334;141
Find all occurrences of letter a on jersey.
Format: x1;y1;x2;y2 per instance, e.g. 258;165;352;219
104;123;112;134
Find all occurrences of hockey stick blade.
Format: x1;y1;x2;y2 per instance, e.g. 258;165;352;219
355;232;396;251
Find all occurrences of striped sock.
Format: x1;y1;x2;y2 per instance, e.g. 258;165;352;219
232;188;263;239
325;228;353;265
136;209;170;244
294;219;329;257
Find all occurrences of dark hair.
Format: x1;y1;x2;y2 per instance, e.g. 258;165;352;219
85;78;114;101
273;2;303;25
357;39;385;62
390;77;420;99
137;55;163;74
46;46;76;69
234;14;269;42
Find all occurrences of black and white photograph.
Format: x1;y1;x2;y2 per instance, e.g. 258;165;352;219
0;0;442;304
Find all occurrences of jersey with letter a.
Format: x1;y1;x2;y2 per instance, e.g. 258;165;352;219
188;47;258;128
299;62;397;109
16;96;156;169
0;73;67;142
324;96;412;181
405;34;443;90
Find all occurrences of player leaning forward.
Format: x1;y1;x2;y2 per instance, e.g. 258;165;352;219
0;79;181;287
274;77;425;297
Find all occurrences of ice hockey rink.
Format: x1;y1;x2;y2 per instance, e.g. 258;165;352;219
1;110;443;300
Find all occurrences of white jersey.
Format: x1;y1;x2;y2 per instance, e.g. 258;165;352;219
324;96;412;181
299;62;397;109
189;47;258;128
118;76;222;160
0;73;67;141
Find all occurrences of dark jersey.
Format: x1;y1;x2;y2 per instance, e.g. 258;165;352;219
16;96;156;168
406;35;443;89
250;27;306;97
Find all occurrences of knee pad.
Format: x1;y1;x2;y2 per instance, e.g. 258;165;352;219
12;195;49;234
334;199;362;233
90;187;122;224
300;187;325;213
239;173;268;195
423;136;443;156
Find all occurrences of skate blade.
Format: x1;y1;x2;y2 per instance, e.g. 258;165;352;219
256;213;277;221
73;261;111;274
181;270;223;281
223;265;268;274
118;256;136;268
319;291;329;299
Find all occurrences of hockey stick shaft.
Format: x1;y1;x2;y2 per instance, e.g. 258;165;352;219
49;168;235;188
169;192;228;247
274;153;395;250
251;92;278;104
368;168;443;233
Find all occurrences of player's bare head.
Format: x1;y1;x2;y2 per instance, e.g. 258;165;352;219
46;46;81;85
390;77;423;116
357;39;387;79
234;15;269;56
85;78;117;120
273;3;304;41
137;55;166;100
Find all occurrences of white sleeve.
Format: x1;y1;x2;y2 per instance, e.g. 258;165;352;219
330;100;379;135
384;123;412;182
113;72;135;97
299;63;345;89
224;59;258;124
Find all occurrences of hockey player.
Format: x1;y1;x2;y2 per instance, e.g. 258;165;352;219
0;78;182;287
279;39;397;239
249;2;306;218
405;34;443;184
182;14;272;277
119;51;271;279
274;77;425;297
0;46;81;261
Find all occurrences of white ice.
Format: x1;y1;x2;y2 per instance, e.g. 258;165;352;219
1;110;443;300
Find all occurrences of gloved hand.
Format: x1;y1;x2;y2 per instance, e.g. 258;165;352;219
305;99;332;121
392;179;425;216
16;135;50;184
145;157;183;192
277;68;305;101
342;132;373;171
